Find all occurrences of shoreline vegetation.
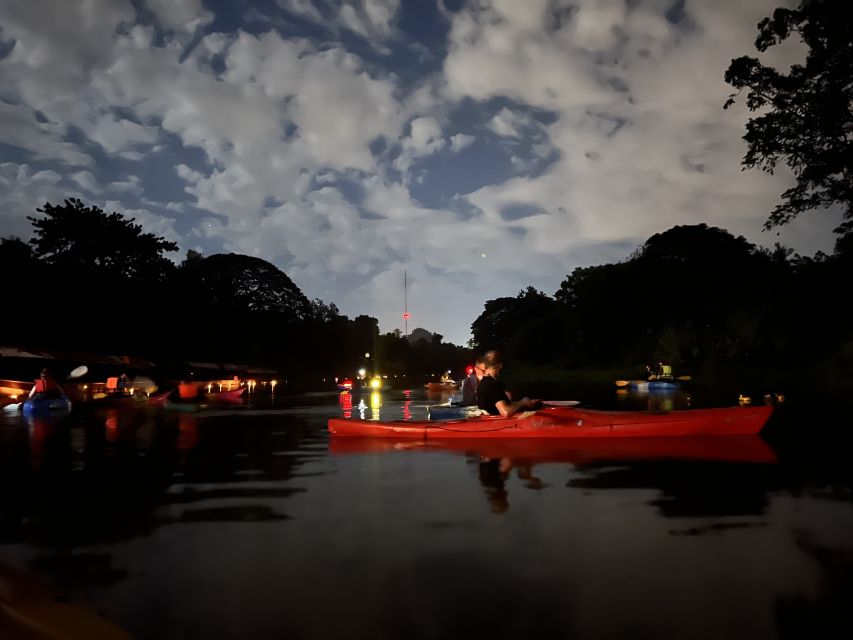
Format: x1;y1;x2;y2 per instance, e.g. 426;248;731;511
2;206;852;388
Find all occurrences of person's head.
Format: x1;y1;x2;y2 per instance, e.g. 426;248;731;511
483;350;504;377
40;368;51;379
474;356;487;380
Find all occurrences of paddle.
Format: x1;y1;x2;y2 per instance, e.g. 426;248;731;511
68;365;88;379
542;400;581;407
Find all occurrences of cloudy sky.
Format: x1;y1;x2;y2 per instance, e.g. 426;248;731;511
0;0;841;345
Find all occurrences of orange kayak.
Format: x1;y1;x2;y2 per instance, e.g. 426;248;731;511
328;405;773;439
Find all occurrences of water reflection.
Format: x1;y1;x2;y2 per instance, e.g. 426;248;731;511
338;391;352;418
370;391;382;420
0;389;851;640
0;404;325;552
402;388;412;420
329;436;779;515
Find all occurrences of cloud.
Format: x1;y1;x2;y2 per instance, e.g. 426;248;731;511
339;0;400;39
0;101;93;167
110;175;143;195
487;107;532;138
0;163;79;239
145;0;213;38
86;113;160;154
450;133;475;152
70;171;100;193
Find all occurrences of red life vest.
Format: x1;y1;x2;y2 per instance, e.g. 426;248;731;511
34;378;59;393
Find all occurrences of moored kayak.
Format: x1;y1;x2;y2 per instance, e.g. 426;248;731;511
328;405;773;439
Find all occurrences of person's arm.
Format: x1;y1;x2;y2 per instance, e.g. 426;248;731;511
29;385;36;398
494;397;541;417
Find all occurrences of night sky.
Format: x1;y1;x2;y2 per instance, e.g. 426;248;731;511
0;0;842;345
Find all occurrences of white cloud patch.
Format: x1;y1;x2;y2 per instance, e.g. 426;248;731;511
70;171;100;193
0;101;93;167
87;113;160;154
110;175;143;195
0;163;78;239
450;133;475;152
339;0;400;39
487;107;532;138
145;0;213;38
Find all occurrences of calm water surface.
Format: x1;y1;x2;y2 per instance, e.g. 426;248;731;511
1;385;852;639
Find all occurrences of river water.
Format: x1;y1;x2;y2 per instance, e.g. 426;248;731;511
1;385;851;639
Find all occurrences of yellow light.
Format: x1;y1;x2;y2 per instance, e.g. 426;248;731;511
370;377;381;389
270;379;278;388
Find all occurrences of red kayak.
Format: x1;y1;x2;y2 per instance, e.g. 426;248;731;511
206;386;246;404
328;405;773;439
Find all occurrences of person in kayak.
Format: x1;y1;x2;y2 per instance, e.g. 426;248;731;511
28;368;65;401
461;356;486;405
477;350;541;417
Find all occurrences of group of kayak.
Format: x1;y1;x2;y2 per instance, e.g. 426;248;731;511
4;370;250;418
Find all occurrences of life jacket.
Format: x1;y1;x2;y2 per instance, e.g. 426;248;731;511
34;378;59;393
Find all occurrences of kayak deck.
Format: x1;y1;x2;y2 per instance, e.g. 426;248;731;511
328;405;774;439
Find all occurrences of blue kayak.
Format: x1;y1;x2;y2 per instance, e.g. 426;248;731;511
22;396;72;417
629;380;680;392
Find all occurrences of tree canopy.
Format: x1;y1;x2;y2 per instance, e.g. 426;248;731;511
724;0;853;239
184;253;311;320
471;287;556;353
28;198;178;281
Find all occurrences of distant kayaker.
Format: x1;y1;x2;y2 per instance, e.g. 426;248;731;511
28;368;64;400
647;361;673;381
461;356;486;405
477;350;541;417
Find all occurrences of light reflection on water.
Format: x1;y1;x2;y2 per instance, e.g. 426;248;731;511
0;387;851;640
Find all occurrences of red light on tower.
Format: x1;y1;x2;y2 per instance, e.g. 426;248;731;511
402;312;410;320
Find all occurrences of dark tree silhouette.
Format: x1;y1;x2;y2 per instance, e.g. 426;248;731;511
724;0;853;236
471;287;556;353
28;199;178;281
20;200;180;352
186;253;311;319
